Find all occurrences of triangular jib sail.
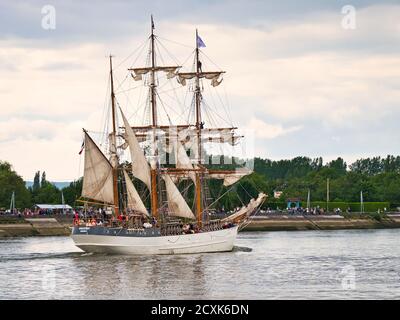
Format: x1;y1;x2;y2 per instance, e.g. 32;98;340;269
120;108;152;190
163;174;196;220
123;169;149;217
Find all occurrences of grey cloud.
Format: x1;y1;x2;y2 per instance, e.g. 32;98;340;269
1;0;400;179
0;0;397;42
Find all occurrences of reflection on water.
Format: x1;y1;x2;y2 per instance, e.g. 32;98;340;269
1;229;400;299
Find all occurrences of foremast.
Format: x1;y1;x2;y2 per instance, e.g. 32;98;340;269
149;15;159;221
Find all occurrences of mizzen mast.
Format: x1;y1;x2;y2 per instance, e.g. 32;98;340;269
109;55;120;217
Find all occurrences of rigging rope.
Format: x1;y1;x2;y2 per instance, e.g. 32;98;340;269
157;36;193;49
205;183;237;210
116;37;149;70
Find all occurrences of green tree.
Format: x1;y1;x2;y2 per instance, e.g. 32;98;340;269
0;161;31;209
33;171;41;191
62;178;83;206
41;171;47;186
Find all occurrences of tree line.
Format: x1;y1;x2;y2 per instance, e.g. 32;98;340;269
1;155;400;210
0;162;82;210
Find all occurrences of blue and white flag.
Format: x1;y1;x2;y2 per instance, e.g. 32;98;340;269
197;34;206;48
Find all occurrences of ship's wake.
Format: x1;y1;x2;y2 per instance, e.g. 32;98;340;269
232;246;252;252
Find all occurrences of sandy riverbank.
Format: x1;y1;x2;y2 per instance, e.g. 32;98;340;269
0;218;70;237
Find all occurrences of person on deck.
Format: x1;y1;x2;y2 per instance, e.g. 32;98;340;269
73;211;79;225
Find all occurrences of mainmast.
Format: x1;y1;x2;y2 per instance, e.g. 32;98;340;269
150;15;157;127
109;55;120;216
128;16;183;222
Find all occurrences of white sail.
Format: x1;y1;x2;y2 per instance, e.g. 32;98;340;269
179;128;240;146
176;142;196;183
120;108;152;190
123;170;149;217
222;192;267;222
163;174;196;220
177;71;224;86
81;132;114;204
130;66;180;81
209;168;253;186
167;127;197;184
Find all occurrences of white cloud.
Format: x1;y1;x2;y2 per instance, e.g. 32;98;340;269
246;118;302;139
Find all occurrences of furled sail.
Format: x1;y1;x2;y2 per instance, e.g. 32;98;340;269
178;128;240;146
123;169;149;217
209;168;253;186
130;66;181;81
222;192;267;223
163;174;196;219
120;108;151;190
177;71;224;86
81;132;114;204
129;126;240;147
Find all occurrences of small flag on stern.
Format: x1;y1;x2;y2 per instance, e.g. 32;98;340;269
78;141;84;155
197;34;206;48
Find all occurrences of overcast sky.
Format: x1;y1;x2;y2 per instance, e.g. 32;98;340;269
1;0;400;181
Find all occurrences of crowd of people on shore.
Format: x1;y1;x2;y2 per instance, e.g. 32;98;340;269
0;206;355;219
0;208;76;216
0;208;54;216
258;206;347;215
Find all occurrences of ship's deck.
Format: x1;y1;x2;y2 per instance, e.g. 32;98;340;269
71;222;236;238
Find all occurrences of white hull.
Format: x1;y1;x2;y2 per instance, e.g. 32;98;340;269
71;226;239;255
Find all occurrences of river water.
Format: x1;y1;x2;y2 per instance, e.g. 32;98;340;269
0;229;399;299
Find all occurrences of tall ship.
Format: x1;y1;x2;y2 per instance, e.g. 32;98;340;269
71;17;266;255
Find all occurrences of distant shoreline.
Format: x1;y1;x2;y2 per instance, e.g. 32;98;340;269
243;214;400;231
24;181;70;189
1;214;400;237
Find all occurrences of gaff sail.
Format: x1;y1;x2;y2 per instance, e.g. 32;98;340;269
81;132;114;204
